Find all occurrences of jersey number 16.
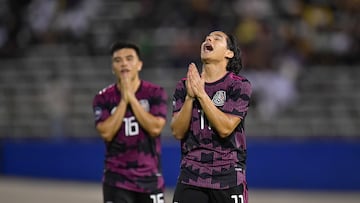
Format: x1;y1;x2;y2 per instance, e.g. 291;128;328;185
123;116;139;136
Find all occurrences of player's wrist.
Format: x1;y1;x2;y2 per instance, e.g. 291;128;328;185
186;95;195;101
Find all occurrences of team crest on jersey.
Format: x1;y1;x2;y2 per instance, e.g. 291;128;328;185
212;90;226;106
140;99;150;111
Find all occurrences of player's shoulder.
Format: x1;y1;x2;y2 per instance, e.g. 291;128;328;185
141;80;165;91
228;72;251;85
177;77;187;86
228;72;250;82
96;83;116;96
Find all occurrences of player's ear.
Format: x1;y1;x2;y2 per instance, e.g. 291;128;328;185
138;61;143;71
225;50;234;59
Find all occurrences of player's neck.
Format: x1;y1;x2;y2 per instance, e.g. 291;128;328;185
202;63;228;83
132;78;141;91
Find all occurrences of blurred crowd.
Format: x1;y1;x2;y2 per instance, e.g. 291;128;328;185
1;0;358;63
1;0;359;121
0;0;100;57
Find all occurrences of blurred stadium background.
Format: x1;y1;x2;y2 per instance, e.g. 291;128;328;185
1;0;359;202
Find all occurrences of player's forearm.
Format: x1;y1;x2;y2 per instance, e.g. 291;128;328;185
96;101;127;142
171;96;194;140
197;94;241;138
133;110;166;138
129;98;166;137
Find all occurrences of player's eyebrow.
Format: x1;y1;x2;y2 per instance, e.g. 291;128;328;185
112;56;121;60
112;54;135;60
125;54;135;59
214;33;224;38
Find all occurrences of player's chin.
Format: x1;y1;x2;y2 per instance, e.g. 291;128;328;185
200;54;213;62
201;51;212;58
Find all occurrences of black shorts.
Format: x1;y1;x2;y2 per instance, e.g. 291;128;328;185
172;182;248;203
103;183;165;203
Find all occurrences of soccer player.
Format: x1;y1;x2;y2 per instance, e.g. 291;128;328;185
171;31;252;203
92;42;168;203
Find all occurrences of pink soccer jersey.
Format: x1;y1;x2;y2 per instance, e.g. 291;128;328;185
173;72;252;189
93;81;167;193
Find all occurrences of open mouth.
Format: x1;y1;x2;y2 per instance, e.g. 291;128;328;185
204;43;213;52
120;69;130;75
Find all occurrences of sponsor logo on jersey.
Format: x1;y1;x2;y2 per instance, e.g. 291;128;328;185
212;90;226;106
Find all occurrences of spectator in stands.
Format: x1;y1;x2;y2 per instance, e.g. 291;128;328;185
26;0;100;44
0;0;31;57
171;31;252;203
236;16;300;121
92;42;168;203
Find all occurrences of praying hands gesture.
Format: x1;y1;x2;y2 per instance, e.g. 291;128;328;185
119;73;136;104
186;63;206;100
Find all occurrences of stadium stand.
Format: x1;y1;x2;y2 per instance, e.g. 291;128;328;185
0;0;359;138
0;57;359;138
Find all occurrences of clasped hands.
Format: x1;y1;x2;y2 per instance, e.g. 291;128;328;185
119;74;136;104
186;63;206;99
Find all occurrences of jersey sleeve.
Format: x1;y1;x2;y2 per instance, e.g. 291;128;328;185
92;93;110;125
150;86;168;118
172;79;187;113
223;79;252;118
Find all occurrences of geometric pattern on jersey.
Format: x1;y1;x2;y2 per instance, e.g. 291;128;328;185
172;72;252;189
93;80;168;193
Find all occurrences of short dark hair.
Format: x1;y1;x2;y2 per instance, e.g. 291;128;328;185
110;41;142;60
225;33;243;74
